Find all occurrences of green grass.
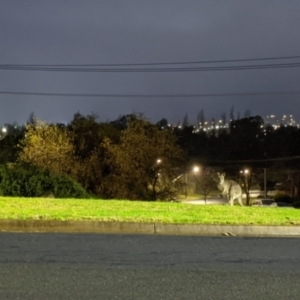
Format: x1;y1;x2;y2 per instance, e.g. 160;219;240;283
0;197;299;225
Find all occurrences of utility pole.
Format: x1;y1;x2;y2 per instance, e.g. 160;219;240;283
185;171;188;198
264;168;267;198
264;152;267;198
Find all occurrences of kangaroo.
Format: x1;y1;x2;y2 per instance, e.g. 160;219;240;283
217;172;243;206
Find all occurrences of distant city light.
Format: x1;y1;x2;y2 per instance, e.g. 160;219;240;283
174;114;299;135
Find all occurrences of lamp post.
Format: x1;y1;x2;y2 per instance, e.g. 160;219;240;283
151;158;163;200
184;170;188;198
193;166;200;174
185;165;200;198
264;168;267;198
192;165;202;201
193;166;213;204
240;168;251;205
263;153;267;198
0;126;7;140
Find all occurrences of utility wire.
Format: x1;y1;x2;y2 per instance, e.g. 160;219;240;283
1;62;300;73
1;91;300;98
210;156;300;164
1;55;300;67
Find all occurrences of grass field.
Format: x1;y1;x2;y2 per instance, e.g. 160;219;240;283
0;197;299;225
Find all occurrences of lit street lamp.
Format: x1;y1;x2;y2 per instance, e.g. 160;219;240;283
240;169;249;175
0;126;7;140
240;168;252;205
193;166;200;174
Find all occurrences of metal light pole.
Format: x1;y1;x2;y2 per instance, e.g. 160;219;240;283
263;152;267;199
185;170;188;198
264;168;267;198
240;169;251;205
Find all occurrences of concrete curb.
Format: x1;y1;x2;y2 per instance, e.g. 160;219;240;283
155;223;300;237
1;220;300;237
0;220;154;234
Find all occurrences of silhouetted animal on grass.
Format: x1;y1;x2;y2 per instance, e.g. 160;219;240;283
217;172;243;206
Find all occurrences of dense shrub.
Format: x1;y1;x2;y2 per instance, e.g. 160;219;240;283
274;194;293;204
0;163;89;198
292;202;300;209
51;174;90;198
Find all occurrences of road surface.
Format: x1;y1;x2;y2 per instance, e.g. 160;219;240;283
1;233;300;299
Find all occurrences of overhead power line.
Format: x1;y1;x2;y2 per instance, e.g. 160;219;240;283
210;155;300;164
1;91;300;98
1;55;300;67
1;62;300;72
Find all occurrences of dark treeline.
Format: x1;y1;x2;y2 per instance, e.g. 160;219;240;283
0;112;300;201
173;115;300;163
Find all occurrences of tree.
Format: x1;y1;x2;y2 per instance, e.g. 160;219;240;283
230;106;235;122
110;114;135;130
156;118;168;129
230;115;264;136
197;110;205;130
221;112;227;126
244;109;251;118
18;120;76;176
182;113;189;128
27;112;38;125
229;116;264;160
239;169;252;205
68;112;121;194
0;123;24;164
264;125;300;158
100;115;185;200
194;168;216;204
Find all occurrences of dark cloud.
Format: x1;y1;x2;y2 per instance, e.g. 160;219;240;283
1;1;300;125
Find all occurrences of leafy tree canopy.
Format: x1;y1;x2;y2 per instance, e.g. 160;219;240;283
18;120;76;176
100;115;185;200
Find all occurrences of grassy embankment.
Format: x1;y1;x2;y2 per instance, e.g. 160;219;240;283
0;197;299;225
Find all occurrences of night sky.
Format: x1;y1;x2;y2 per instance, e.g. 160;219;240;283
1;1;300;125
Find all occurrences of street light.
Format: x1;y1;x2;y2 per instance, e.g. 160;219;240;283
240;169;249;175
240;168;251;205
171;165;201;198
193;166;200;174
0;126;7;140
184;165;200;198
155;159;162;178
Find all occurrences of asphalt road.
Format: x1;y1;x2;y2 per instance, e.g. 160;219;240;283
1;233;300;299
